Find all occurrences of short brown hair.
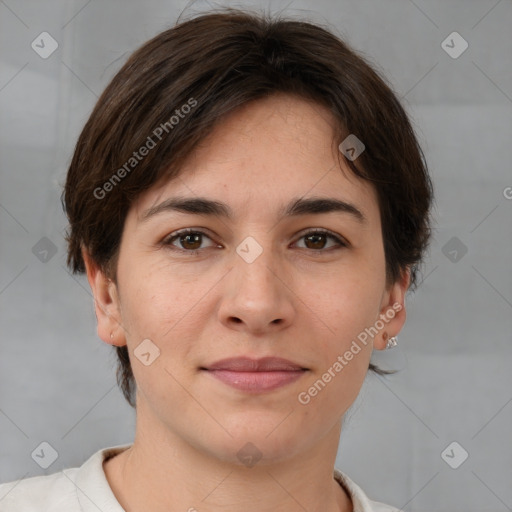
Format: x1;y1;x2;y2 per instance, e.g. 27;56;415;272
63;8;433;408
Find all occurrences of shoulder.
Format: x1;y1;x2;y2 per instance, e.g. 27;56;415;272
0;468;80;511
0;444;131;512
333;468;402;512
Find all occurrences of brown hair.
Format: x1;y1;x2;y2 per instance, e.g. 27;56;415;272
63;8;433;408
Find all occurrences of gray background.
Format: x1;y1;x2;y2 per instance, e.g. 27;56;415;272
1;0;511;510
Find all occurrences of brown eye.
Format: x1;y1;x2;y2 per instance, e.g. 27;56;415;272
304;233;328;249
180;233;202;250
164;229;217;252
295;230;347;251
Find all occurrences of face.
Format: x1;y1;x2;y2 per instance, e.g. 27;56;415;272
85;94;408;465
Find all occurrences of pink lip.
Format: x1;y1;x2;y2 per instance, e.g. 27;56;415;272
202;357;308;393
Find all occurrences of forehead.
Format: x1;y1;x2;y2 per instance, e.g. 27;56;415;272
130;94;379;224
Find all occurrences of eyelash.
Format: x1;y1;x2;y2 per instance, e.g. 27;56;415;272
161;228;348;255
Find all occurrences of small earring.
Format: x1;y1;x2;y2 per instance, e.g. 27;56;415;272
110;332;114;339
386;336;398;350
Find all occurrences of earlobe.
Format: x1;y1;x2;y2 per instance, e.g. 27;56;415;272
81;247;126;347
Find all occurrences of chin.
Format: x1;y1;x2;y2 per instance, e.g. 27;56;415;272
204;418;307;466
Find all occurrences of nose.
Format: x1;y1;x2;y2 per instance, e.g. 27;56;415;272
217;243;296;335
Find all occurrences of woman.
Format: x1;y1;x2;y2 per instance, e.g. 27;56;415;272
0;8;432;511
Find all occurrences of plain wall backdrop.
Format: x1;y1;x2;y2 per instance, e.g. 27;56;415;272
1;1;511;510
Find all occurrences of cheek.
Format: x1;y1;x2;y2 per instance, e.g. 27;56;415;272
297;272;381;408
117;259;219;379
305;268;384;340
118;258;192;333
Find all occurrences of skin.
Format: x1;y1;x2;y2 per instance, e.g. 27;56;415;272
83;93;409;512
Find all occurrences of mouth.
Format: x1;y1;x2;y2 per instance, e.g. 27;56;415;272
200;357;309;393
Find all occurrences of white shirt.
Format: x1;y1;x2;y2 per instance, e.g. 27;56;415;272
0;444;400;511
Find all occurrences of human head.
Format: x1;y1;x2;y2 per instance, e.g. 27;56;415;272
63;8;433;409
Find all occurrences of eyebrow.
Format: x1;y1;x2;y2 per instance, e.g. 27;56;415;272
140;195;367;224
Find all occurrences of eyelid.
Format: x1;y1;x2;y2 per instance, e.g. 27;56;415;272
162;227;349;253
292;227;349;248
161;227;220;250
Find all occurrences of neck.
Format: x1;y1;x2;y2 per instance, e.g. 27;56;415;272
104;403;353;512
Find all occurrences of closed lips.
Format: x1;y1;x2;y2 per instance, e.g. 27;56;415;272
202;357;308;371
201;357;309;393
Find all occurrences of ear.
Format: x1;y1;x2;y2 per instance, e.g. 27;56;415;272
82;247;126;347
373;267;411;350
